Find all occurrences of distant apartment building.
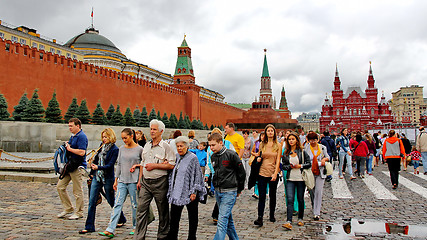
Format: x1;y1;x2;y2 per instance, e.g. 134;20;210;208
389;85;427;125
297;112;320;132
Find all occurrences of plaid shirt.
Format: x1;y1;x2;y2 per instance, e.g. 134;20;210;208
409;151;421;161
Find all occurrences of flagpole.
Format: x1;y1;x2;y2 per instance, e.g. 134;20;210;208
91;7;94;28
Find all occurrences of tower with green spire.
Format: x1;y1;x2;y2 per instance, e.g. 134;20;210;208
259;49;274;108
173;35;195;85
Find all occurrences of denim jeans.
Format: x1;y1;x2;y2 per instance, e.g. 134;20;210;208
413;160;420;169
339;151;353;177
285;181;305;222
422;152;427;173
214;191;239;240
366;155;373;174
106;182;137;234
84;177;126;231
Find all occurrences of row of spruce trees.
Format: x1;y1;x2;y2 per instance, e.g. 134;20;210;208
0;89;224;130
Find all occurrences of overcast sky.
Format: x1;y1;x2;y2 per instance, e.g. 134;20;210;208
1;0;427;118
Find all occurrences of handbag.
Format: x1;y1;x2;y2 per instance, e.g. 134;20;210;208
325;162;333;176
302;169;315;190
300;150;315;190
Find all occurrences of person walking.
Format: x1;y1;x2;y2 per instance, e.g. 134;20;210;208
253;124;282;227
364;133;376;175
416;126;427;174
205;128;235;223
208;132;246;240
281;132;311;230
79;128;126;234
400;133;412;171
242;129;254;189
383;130;406;189
167;136;206;240
134;119;176;240
250;132;266;199
304;132;330;220
337;128;355;180
98;128;142;237
409;146;421;174
224;122;245;159
57;118;88;220
350;133;369;178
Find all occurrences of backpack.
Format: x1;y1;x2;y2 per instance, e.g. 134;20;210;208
53;144;68;178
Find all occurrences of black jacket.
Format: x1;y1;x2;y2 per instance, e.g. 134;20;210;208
211;147;246;193
281;149;311;180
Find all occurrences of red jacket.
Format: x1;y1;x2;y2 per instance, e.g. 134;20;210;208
350;139;369;157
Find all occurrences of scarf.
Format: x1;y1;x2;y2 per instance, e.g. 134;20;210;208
310;143;321;176
96;143;112;184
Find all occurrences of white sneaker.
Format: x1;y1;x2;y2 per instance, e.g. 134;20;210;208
57;211;72;218
68;213;82;220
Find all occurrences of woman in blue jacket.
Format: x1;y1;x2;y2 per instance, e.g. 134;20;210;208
79;128;126;234
337;128;355;179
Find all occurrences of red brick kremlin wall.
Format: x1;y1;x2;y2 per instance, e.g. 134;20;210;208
0;39;243;126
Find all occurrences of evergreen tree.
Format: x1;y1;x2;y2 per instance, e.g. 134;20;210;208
124;107;135;126
157;111;161;120
198;119;204;130
178;112;186;129
105;104;115;124
210;124;214;130
169;113;178;129
22;89;45;122
133;107;141;126
219;125;224;131
64;97;79;122
149;107;157;121
205;124;209;130
0;93;10;120
138;106;149;127
74;99;91;124
184;115;191;129
191;119;199;129
45;91;62;123
162;113;170;128
92;102;106;125
111;105;124;126
12;93;29;121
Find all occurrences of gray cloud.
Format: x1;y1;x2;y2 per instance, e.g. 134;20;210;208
1;0;426;119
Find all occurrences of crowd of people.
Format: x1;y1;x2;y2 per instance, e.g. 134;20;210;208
55;117;427;239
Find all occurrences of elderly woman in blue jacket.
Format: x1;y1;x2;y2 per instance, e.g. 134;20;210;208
304;132;330;221
167;136;206;240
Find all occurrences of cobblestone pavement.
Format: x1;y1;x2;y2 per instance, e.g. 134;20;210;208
1;162;427;239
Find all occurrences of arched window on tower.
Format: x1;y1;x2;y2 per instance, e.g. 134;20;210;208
177;69;181;73
179;50;182;54
371;108;374;115
184;50;187;54
337;109;340;115
177;79;180;84
183;68;186;73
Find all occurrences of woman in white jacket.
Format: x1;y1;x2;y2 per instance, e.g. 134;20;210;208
303;132;330;221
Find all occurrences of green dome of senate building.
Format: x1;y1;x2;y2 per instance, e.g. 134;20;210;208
64;27;126;61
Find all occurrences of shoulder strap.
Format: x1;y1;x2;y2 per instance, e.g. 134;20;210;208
353;141;362;152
